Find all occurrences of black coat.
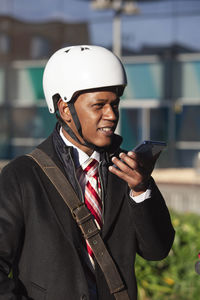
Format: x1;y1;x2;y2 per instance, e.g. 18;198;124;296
0;131;175;300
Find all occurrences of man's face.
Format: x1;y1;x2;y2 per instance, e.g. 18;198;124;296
73;90;120;149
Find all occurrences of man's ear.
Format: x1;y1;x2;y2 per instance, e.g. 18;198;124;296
57;99;72;122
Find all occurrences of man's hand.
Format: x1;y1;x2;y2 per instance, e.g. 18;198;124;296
109;151;159;196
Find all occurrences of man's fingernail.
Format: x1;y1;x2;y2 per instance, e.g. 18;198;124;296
128;151;134;156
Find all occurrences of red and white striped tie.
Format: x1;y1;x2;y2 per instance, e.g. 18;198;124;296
81;158;102;263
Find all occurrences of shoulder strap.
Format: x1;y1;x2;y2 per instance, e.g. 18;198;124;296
27;148;130;300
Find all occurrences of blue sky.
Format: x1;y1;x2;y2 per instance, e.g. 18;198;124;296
0;0;200;51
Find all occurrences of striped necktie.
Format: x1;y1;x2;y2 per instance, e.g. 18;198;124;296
81;158;102;263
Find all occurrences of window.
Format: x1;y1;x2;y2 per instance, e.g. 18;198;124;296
0;68;5;104
30;36;50;59
0;32;10;54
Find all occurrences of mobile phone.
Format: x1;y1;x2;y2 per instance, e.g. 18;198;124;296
133;140;167;157
113;140;166;170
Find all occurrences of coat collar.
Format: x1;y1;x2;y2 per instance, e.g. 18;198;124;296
37;124;126;239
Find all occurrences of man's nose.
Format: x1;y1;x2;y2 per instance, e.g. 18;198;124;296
103;105;118;120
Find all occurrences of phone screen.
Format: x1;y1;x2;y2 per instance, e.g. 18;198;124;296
133;140;167;157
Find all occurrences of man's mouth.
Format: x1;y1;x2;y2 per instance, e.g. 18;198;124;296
98;127;115;135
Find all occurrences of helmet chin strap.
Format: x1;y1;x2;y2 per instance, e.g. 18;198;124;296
56;102;109;153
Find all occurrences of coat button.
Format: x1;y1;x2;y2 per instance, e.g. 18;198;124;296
80;295;87;300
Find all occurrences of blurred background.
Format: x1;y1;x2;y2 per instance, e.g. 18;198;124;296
1;0;200;212
0;0;200;166
1;1;200;298
0;0;200;207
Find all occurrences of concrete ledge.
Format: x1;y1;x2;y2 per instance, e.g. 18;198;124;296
1;162;200;186
152;168;200;186
0;160;9;171
152;168;200;214
0;161;199;213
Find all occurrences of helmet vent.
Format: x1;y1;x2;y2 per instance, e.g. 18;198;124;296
65;46;90;54
81;47;90;51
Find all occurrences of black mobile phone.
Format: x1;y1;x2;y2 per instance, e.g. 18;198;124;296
133;140;167;157
113;140;166;169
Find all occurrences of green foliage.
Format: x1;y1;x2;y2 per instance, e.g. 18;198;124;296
135;210;200;300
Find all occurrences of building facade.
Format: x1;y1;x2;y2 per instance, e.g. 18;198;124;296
0;15;89;159
0;15;89;60
1;16;200;169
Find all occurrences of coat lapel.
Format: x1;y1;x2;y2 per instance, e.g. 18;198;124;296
37;128;126;242
102;171;126;239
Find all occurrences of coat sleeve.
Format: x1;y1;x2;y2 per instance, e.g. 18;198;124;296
0;163;29;299
129;178;175;260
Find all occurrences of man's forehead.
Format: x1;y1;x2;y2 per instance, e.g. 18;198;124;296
77;89;119;102
74;86;119;98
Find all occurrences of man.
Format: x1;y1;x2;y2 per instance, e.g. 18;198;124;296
0;45;175;300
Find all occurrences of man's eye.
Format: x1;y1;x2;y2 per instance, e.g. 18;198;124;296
112;103;119;109
95;103;104;108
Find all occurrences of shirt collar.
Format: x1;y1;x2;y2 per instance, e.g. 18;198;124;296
60;127;100;168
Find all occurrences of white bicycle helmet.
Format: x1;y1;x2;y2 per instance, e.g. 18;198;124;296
43;45;127;113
